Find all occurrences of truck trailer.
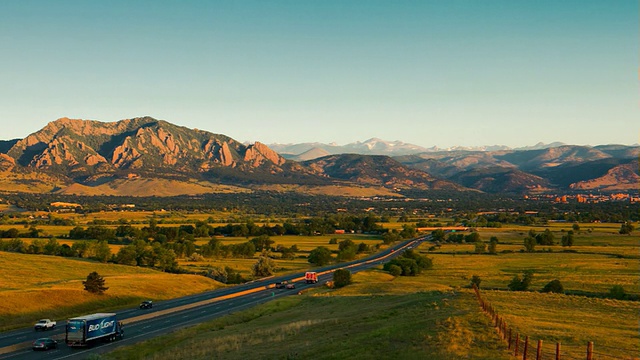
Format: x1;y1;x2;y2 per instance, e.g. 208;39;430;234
66;313;124;347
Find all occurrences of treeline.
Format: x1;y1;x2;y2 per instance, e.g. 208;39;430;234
4;191;637;222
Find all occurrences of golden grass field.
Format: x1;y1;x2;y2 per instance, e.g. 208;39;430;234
0;252;222;331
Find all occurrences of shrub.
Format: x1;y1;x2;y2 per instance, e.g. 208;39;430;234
541;279;563;293
470;275;482;289
474;241;486;254
388;264;402;277
333;269;352;288
608;285;627;300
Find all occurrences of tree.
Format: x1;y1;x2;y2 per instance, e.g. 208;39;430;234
561;230;574;247
541;279;563;293
431;229;445;242
83;271;108;294
337;246;357;262
92;240;111;263
357;242;369;253
250;235;274;252
470;275;482;289
572;223;580;232
474;241;486;254
44;238;60;256
333;269;352;288
465;232;481;243
536;229;554;245
308;246;332;266
115;245;138;266
523;236;536;252
488;237;498;254
619;223;634;235
252;251;276;277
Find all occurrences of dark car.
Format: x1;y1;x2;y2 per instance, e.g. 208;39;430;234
139;300;153;309
275;281;288;289
32;338;57;351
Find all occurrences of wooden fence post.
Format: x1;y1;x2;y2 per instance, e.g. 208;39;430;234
514;333;520;356
586;342;593;360
536;339;542;360
556;342;561;360
523;336;529;360
508;328;512;349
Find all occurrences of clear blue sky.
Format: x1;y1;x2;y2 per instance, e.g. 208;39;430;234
0;1;637;148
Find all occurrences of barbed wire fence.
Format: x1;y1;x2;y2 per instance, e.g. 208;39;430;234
471;285;638;360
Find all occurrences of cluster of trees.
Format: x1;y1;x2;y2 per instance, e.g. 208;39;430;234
307;239;372;267
203;266;244;284
508;270;535;291
383;225;417;244
0;237;113;262
523;229;555;252
383;250;433;276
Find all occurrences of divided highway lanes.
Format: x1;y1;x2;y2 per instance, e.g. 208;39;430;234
0;235;429;360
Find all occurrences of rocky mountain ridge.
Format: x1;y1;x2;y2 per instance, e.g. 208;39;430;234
0;117;637;196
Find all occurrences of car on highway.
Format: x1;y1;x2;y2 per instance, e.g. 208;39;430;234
32;338;57;351
285;283;296;289
34;319;56;331
139;300;153;309
275;281;288;289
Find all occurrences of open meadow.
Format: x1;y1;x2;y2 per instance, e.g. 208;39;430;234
0;252;222;331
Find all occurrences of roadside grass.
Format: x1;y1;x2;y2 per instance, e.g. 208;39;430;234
481;290;640;359
0;252;222;331
104;284;510;360
421;245;639;295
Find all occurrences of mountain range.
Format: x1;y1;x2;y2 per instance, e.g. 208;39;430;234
269;139;571;161
0;117;637;197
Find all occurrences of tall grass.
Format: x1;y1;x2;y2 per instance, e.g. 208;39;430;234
0;252;222;331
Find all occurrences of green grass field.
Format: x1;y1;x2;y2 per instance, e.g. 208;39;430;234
104;276;511;360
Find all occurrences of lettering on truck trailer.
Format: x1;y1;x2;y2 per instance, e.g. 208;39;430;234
88;320;115;332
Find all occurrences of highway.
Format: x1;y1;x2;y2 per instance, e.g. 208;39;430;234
0;235;428;360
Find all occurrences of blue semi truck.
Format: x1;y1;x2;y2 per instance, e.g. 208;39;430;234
65;313;124;347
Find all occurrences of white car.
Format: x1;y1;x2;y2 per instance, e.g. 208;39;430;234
34;319;56;331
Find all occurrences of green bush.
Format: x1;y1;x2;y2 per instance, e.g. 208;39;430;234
383;249;433;276
608;285;627;300
388;264;402;277
308;246;332;266
333;269;352;288
541;279;563;293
